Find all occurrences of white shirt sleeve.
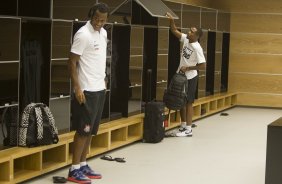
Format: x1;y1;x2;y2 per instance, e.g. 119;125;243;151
180;33;188;43
71;31;88;56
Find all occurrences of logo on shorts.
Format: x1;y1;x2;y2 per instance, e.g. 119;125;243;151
84;124;91;133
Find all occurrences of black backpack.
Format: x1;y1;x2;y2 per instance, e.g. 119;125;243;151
1;106;18;146
163;72;188;110
18;103;59;147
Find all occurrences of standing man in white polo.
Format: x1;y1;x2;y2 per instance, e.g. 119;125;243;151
68;3;109;183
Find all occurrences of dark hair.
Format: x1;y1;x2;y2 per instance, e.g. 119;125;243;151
88;2;109;19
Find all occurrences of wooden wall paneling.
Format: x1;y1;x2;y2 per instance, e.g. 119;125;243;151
229;73;282;94
237;93;282;107
210;0;282;13
231;13;282;34
229;53;282;74
181;4;200;29
230;33;282;54
224;0;282;107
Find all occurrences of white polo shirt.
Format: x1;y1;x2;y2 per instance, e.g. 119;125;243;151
71;21;107;91
178;33;206;79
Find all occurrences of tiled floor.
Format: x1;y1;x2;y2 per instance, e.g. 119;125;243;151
24;107;282;184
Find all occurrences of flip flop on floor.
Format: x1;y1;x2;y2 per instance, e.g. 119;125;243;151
114;157;126;163
100;155;115;161
53;176;67;183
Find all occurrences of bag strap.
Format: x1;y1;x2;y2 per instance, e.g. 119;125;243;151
19;103;37;146
35;106;43;141
1;107;8;139
42;106;59;143
42;106;58;136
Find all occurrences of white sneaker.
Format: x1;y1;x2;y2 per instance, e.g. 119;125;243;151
176;128;192;137
178;126;186;132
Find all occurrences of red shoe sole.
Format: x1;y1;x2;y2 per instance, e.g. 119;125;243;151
86;175;102;179
68;177;92;184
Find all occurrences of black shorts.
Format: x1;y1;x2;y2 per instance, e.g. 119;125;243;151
71;90;106;136
186;75;198;103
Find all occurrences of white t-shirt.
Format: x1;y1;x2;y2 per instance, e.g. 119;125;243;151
71;21;107;91
177;33;206;79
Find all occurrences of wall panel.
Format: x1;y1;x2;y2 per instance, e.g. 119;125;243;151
229;54;282;74
231;13;282;34
230;33;282;54
237;93;282;108
210;0;282;13
229;74;282;94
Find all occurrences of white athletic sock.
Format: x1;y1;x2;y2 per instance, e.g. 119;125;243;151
186;125;192;131
71;164;80;171
80;161;87;167
181;122;187;128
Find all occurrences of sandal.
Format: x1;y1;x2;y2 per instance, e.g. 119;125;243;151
114;157;126;163
53;176;67;183
100;155;115;161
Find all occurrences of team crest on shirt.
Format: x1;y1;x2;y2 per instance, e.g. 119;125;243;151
84;124;91;133
182;46;193;59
